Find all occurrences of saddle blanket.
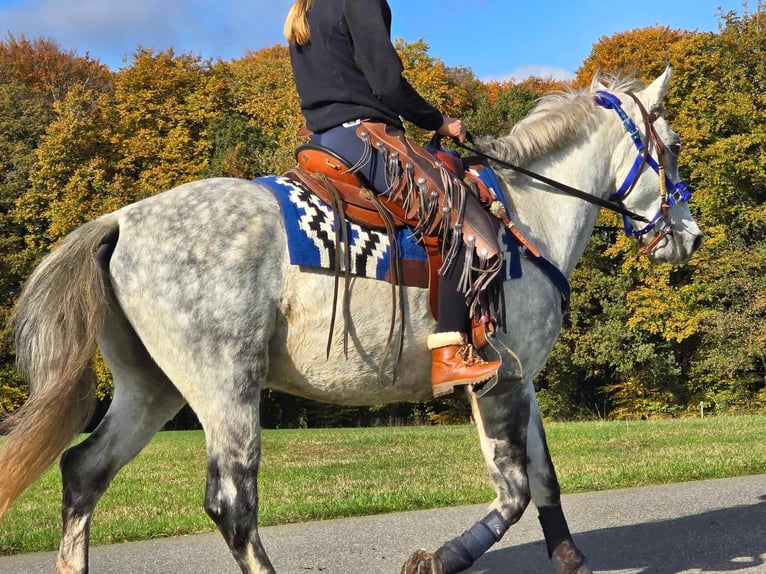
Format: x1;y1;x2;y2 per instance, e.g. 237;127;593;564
257;175;521;286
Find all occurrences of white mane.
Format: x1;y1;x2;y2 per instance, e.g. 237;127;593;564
482;75;646;166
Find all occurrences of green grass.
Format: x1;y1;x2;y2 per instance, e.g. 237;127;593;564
1;415;765;555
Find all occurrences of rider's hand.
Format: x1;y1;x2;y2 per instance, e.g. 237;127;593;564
437;116;467;142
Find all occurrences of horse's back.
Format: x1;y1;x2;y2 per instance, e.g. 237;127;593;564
112;177;286;299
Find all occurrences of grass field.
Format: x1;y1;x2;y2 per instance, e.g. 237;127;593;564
1;415;765;555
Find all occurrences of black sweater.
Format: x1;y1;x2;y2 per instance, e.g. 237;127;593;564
289;0;444;133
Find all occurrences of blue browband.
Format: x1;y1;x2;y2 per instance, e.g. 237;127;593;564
593;91;692;238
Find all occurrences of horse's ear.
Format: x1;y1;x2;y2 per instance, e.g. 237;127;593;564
590;69;608;91
640;66;672;109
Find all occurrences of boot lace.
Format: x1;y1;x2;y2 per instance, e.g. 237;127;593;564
455;343;488;367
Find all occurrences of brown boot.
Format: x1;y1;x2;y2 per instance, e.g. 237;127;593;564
427;331;500;397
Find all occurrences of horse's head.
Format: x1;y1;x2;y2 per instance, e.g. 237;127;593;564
596;67;702;264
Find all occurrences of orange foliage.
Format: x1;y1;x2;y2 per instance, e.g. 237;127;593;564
226;45;304;173
482;80;512;106
519;76;573;96
574;26;694;87
0;34;112;100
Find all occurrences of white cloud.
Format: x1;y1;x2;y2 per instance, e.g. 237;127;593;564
2;0;192;65
484;65;575;83
3;0;183;36
0;0;290;68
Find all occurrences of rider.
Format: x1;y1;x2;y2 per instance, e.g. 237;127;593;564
284;0;501;396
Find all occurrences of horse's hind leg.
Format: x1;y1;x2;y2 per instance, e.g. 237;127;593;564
56;312;185;574
527;395;591;574
189;366;274;574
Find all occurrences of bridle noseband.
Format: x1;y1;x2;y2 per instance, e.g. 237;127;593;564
593;90;692;255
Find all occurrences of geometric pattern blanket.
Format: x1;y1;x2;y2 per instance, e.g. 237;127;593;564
258;174;428;285
256;174;521;287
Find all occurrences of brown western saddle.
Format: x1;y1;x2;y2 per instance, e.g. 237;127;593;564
284;122;500;319
282;122;509;370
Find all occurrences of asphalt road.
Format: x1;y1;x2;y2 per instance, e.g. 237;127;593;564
1;474;765;574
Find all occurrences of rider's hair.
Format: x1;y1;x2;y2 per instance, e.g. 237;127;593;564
284;0;314;46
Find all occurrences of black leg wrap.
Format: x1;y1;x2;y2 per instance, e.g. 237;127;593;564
538;505;572;559
434;510;508;573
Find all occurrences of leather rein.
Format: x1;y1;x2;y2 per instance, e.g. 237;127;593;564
454;90;692;256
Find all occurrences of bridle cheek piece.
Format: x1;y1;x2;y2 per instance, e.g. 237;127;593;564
593;90;692;256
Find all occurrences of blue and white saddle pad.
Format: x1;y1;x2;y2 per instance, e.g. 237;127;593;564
256;174;523;284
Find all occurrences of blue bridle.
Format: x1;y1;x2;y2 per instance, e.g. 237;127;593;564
593;90;692;245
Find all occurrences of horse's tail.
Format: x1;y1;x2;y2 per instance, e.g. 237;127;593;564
0;214;120;521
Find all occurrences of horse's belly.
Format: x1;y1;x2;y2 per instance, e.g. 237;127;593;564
266;267;436;405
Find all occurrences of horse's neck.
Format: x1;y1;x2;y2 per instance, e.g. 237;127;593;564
501;130;613;276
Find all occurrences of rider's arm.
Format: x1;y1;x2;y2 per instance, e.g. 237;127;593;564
344;0;444;131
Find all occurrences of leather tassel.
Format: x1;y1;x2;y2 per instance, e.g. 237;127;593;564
440;223;462;276
468;255;502;319
440;182;467;275
459;235;476;295
385;150;401;193
377;141;389;183
345;130;372;175
438;164;456;210
440;204;452;255
367;191;405;386
322;176;345;359
402;162;416;216
422;191;439;235
412;177;431;239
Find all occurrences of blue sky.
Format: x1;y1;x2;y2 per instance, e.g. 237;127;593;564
0;0;744;81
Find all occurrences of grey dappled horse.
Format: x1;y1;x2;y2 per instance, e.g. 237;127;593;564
0;69;701;574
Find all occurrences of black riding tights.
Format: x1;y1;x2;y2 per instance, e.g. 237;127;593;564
437;241;470;334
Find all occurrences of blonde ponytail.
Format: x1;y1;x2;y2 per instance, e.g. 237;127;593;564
284;0;314;45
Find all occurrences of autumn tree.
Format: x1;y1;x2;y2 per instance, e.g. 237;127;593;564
112;49;226;194
609;4;766;414
395;38;483;143
0;37;113;411
22;49;226;246
444;65;486;120
518;76;573;96
537;7;766;418
203;110;270;179
9;49;229;402
575;25;694;87
662;4;766;412
0;35;112;281
464;81;538;137
0;82;52;411
0;84;51;299
225;46;304;175
0;34;112;101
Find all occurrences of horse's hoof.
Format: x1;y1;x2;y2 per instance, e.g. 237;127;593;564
572;563;593;574
551;539;589;574
401;548;444;574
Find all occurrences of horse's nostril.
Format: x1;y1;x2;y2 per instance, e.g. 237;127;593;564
692;234;703;252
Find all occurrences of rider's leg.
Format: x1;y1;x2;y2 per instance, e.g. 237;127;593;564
429;241;500;397
311;122;500;396
310;121;386;190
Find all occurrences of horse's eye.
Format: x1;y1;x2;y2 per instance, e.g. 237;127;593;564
668;142;682;155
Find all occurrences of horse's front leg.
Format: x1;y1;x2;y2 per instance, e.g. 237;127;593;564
527;394;591;574
402;381;533;574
